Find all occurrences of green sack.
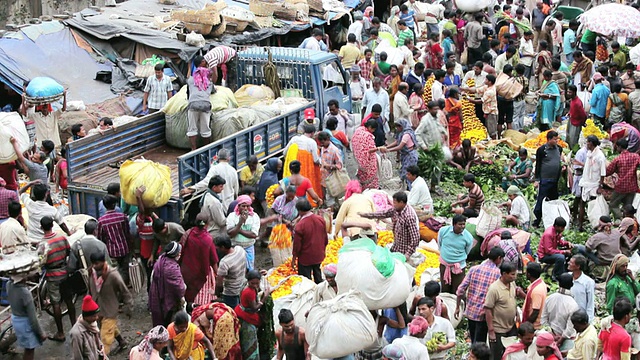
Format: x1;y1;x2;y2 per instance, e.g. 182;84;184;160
339;238;405;278
142;55;165;66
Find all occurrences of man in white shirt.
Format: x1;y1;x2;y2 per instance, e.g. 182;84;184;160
417;297;455;359
20;182;70;241
541;273;579;351
284;125;320;164
302;28;325;51
200;175;227;237
519;31;535;78
422;0;445;37
391;316;431;360
347;14;365;43
505;184;531;229
181;148;239;209
432;70;446;101
495;46;519;75
407;166;433;211
393;82;413;121
143;64;173;113
362;77;391;125
0;201;28;253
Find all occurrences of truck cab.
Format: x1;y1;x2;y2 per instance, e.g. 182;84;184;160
234;47;352;121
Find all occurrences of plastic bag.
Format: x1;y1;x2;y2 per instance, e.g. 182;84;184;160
141;55;165;66
165;107;191;149
185;31;206;47
25;77;64;98
587;195;609;229
234;84;275;107
325;168;350;198
453;0;493;12
336;239;411;310
542;199;571;230
211;107;279;141
0;112;30;164
475;206;503;237
120;159;172;208
210;86;238;111
306;290;377;358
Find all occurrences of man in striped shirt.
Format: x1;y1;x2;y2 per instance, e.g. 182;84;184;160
39;216;76;342
97;194;132;284
397;20;414;47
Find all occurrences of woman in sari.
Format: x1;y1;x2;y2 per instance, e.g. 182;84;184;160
324;116;349;161
537;70;562;130
502;148;533;190
423;33;444;70
149;242;186;327
191;302;242;360
271;185;299;226
235;270;270;360
445;88;463;148
351;119;380;190
535;40;553;88
380;119;418;188
179;213;219;307
385;65;402;123
129;325;169;360
168;311;216;360
279;160;322;206
388;6;401;35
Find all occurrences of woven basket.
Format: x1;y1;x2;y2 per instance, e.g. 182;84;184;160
171;9;221;26
285;0;307;4
307;0;323;12
273;4;298;21
253;15;275;28
250;0;277;16
25;93;64;105
293;3;309;19
183;21;214;34
210;16;227;37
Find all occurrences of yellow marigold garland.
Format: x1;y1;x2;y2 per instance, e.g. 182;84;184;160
581;119;607;139
377;230;394;248
321;237;344;268
268;258;296;286
265;183;280;208
523;130;568;150
460;78;488;145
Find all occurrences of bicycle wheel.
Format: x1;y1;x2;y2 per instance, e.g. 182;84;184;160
0;324;16;354
41;280;78;317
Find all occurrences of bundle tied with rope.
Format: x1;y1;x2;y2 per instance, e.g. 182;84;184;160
263;47;281;98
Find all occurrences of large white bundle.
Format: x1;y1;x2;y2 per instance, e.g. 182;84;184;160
0;112;30;164
542;199;571;229
272;275;316;331
336;249;411;310
453;0;493;12
306;290;377;359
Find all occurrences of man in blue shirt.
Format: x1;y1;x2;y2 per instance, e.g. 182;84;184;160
563;20;579;64
399;4;418;42
590;73;611;124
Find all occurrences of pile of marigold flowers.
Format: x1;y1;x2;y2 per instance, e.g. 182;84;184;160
523;130;568;150
268;224;292;250
377;230;394;248
321;237;344;268
413;248;440;286
271;275;303;300
268;258;296;286
265;184;279;208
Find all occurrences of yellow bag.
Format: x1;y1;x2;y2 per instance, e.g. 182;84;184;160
119;159;172;208
234;84;274;107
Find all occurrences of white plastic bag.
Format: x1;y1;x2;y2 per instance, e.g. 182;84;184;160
453;0;493;12
629;251;640;278
306;290;377;359
185;31;206;47
335;249;411;310
66;101;86;111
0;112;30;164
475;205;503;237
633;194;640;223
587;195;609;229
542;199;571;229
272;275;316;331
440;293;464;329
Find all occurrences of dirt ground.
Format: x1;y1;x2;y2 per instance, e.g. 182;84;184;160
3;245;275;360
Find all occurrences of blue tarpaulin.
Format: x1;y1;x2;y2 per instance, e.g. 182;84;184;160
0;22;115;104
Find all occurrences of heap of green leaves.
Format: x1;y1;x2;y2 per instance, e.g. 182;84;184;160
418;144;445;186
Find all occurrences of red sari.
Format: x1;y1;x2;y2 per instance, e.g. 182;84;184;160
445;97;463;148
179;227;219;303
423;41;444;70
351;126;379;190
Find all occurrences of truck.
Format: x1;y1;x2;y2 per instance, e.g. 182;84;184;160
66;47;352;222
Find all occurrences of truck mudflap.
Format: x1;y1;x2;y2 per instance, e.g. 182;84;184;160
177;101;315;190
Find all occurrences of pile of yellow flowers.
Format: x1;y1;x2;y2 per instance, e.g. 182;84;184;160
268;224;292;250
413;248;440;286
268;258;297;286
460;78;488;145
377;230;394;248
582;119;608;139
422;75;435;103
265;184;279;208
523;130;569;150
321;237;344;268
271;275;303;300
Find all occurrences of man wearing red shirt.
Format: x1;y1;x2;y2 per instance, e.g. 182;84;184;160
606;138;640;219
537;217;574;281
292;198;328;284
0;161;18;191
566;84;587;150
598;298;632;360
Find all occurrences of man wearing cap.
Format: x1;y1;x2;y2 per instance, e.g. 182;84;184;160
313;263;338;303
297;107;320;134
590;72;611;124
149;241;186;327
70;295;106;360
88;250;132;355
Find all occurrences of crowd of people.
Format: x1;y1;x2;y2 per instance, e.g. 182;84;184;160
5;0;640;360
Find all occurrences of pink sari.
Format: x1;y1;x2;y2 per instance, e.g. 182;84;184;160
351;126;379;189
